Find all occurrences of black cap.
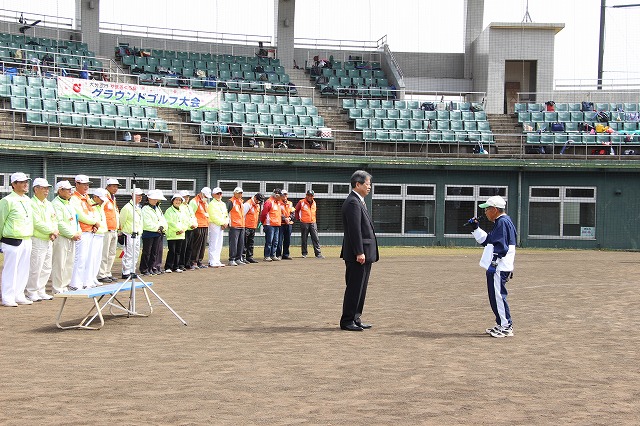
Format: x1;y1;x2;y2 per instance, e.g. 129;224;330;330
306;189;315;196
254;192;264;202
273;188;282;195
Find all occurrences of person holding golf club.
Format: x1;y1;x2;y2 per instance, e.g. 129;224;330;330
467;195;517;338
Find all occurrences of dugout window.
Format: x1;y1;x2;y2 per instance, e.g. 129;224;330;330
529;186;596;239
444;185;508;236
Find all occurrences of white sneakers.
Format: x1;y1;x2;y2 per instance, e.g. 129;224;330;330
486;325;514;338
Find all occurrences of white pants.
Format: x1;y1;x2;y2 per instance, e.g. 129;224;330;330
26;238;53;298
98;231;118;279
51;236;75;294
70;232;94;288
208;224;224;266
1;239;32;304
122;233;141;276
89;234;104;285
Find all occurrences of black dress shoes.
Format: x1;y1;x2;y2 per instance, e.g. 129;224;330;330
355;321;372;329
340;323;363;331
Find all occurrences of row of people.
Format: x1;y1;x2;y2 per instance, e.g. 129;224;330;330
0;172;324;306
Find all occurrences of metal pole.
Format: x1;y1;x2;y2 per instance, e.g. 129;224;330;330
597;0;606;90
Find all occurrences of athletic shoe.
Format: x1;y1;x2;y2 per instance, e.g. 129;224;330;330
247;258;259;264
272;256;281;261
26;294;42;302
282;256;293;260
39;293;54;301
315;254;325;259
489;325;514;338
2;302;18;307
165;269;172;273
175;268;183;273
301;254;307;258
16;299;33;305
228;260;238;266
236;259;246;265
485;325;500;335
263;257;272;262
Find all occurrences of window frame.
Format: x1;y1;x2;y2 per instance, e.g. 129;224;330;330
443;184;508;237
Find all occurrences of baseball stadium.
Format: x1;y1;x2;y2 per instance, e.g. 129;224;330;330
0;1;639;424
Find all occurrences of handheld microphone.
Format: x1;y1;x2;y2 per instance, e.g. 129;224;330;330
463;217;478;227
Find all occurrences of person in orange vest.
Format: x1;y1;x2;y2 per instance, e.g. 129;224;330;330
227;187;246;266
276;189;294;260
259;188;282;262
69;174;100;290
98;178;120;283
295;189;324;259
242;192;264;264
188;186;212;269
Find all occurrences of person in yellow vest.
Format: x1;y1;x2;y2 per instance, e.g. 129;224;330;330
164;193;188;273
259;188;283;262
295;189;324;259
276;189;294;260
242;192;264;264
179;190;197;271
189;186;212;269
119;188;143;279
0;172;34;306
69;174;100;290
51;180;81;294
89;188;109;286
227;187;246;266
25;178;59;301
98;178;120;283
207;187;229;267
140;189;168;276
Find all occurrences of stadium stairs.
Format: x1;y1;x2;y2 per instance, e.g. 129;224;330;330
487;113;521;156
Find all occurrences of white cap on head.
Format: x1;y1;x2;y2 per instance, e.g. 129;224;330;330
479;195;506;209
55;180;72;191
132;188;144;195
92;188;109;201
281;189;288;195
179;190;191;198
233;187;243;193
106;178;121;186
32;177;52;187
211;187;223;195
10;172;30;183
171;193;184;201
75;174;90;184
147;189;167;200
201;187;212;198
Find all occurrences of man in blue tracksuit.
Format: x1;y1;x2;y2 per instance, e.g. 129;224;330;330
467;195;517;338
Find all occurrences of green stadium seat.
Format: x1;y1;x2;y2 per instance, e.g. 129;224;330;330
382;119;396;129
517;112;531;123
11;85;27;98
387;109;400;119
399;109;411;120
117;104;131;117
25;111;44;124
394;101;407;109
449;111;462;121
281;105;294;115
375;129;389;141
436;120;449;130
26;86;41;98
299;115;312;127
42;99;57;111
544;112;558;122
477;121;491;132
354;118;369;130
12;75;27;86
530;112;543;122
27;98;43;110
396;119;409;130
259;113;272;125
11;97;27;110
272;114;286;126
101;117;115;129
232;112;245;123
568;103;582;112
101;103;116;116
88;102;103;115
348;108;361;120
436;110;449;120
312;116;324;127
464;121;477;131
86;116;102;128
362;129;375;140
269;104;282;114
285;115;298;126
410;120;423;130
203;111;217;122
441;131;455;142
450;121;464;132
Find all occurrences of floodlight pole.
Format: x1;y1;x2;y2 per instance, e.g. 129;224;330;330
598;2;640;90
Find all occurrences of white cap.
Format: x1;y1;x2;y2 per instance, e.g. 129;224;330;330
10;172;30;183
132;188;144;195
147;189;167;200
179;190;192;197
75;174;90;184
479;195;506;209
32;177;52;187
233;187;243;193
212;187;223;195
171;193;184;201
106;178;121;186
201;187;212;198
281;189;288;195
55;180;72;190
92;188;109;201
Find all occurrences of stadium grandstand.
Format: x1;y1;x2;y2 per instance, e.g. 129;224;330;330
1;0;639;249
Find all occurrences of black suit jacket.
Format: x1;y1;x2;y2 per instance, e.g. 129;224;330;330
340;191;379;263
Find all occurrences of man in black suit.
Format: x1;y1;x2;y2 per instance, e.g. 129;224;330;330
340;170;379;331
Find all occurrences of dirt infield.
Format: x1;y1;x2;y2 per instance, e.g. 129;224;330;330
1;247;639;425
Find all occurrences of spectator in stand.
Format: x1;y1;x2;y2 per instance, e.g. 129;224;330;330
207;187;229;267
98;178;120;284
227;187;246;266
178;190;197;271
189;187;212;269
119;188;143;279
242;193;264;264
0;172;34;307
276;189;294;260
140;190;168;276
295;189;324;259
69;174;100;290
51;180;81;294
260;188;283;262
25;178;58;301
89;188;109;287
164;193;188;273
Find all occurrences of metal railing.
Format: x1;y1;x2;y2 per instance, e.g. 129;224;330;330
0;8;74;30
